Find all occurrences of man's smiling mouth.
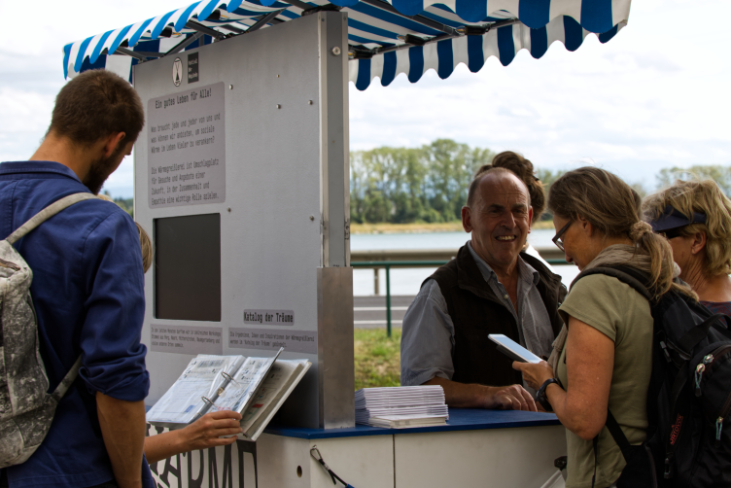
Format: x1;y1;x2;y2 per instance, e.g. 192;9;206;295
496;235;516;241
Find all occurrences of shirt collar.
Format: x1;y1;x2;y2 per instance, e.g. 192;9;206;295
0;161;83;183
466;241;540;286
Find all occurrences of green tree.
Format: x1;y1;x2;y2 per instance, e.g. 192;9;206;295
421;139;494;222
350;146;427;223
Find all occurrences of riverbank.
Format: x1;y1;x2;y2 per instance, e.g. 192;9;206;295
350;220;554;234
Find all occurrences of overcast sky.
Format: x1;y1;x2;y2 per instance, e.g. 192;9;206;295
1;0;729;198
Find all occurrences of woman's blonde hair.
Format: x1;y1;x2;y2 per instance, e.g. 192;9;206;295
136;222;153;273
548;167;687;298
643;179;731;277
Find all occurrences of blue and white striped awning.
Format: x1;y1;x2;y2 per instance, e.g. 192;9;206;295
63;0;631;91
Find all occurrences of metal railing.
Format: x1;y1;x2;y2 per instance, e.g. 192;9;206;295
351;248;567;337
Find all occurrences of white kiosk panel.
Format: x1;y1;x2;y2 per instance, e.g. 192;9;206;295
134;12;352;431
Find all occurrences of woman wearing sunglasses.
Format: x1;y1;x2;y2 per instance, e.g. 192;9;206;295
642;179;731;315
513;167;692;488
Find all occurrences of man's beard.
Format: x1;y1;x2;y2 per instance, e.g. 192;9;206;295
83;147;123;195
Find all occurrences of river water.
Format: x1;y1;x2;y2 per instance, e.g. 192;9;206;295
351;228;580;296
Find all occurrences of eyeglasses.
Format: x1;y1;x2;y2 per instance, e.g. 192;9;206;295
552;221;573;252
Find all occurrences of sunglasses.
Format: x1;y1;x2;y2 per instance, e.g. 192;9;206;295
657;227;686;240
552;221;572;252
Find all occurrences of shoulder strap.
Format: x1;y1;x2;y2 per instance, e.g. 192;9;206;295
606;409;632;456
676;313;729;354
6;193;97;245
571;265;652;301
50;356;82;402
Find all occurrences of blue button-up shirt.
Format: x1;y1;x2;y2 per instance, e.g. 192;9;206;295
0;161;152;488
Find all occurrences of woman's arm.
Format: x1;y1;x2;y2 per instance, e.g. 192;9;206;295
145;410;243;464
514;316;614;440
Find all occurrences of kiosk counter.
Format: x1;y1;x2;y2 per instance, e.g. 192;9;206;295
149;409;566;487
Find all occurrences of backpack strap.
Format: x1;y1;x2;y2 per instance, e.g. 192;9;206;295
591;436;599;488
571;265;653;301
6;193;97;245
51;356;82;402
676;314;729;355
606;409;632;456
592;410;633;488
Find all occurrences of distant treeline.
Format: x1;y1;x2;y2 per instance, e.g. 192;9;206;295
349;139;731;224
350;139;495;224
107;141;730;223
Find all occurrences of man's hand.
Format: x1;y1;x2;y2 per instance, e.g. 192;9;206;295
96;392;146;488
424;377;537;411
482;384;537;411
145;410;243;464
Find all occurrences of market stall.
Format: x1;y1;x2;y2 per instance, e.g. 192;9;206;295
63;1;632;486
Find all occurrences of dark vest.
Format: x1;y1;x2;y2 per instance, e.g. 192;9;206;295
427;245;566;387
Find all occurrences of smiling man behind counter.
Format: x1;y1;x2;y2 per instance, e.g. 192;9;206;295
400;168;566;410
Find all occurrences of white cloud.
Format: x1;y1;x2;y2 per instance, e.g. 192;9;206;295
350;0;731;189
1;0;730;198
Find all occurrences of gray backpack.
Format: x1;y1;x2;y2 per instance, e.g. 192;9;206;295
0;193;97;468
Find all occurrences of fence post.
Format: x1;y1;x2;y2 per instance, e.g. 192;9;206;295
374;268;379;295
386;264;392;338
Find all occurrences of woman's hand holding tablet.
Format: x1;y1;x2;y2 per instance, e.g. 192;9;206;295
488;334;542;364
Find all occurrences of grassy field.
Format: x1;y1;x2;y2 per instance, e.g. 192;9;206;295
354;328;401;390
350;220;554;234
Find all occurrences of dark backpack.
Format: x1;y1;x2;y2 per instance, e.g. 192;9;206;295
573;265;731;488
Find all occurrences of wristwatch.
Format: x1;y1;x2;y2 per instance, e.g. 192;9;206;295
536;378;559;411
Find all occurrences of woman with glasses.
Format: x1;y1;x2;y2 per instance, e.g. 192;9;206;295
642;179;731;315
513;167;692;488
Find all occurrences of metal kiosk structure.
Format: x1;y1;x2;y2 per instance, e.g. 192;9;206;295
64;1;632;486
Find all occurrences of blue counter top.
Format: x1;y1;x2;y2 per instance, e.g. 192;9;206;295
264;408;561;440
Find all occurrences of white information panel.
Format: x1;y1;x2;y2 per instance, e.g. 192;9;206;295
134;11;352;451
148;82;226;208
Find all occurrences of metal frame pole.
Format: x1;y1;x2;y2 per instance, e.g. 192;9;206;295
386;264;391;337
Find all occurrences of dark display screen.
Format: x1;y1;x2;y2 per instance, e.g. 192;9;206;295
154;213;221;321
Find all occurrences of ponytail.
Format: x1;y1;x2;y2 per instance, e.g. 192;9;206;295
549;167;695;300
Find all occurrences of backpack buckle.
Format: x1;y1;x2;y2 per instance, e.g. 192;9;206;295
660;341;672;363
664;456;674;479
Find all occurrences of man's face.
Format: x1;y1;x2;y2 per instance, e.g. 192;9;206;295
84;140;133;195
463;173;532;273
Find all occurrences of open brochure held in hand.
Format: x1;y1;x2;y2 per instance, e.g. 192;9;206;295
147;348;310;440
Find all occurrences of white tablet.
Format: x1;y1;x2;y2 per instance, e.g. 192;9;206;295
488;334;542;364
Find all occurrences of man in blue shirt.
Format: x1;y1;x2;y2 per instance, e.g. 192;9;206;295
0;70;153;488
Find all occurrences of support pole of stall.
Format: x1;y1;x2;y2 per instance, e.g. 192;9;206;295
385;264;391;337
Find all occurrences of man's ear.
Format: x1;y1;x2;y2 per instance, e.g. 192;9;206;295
103;132;127;158
691;231;707;255
527;206;533;233
461;206;472;233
